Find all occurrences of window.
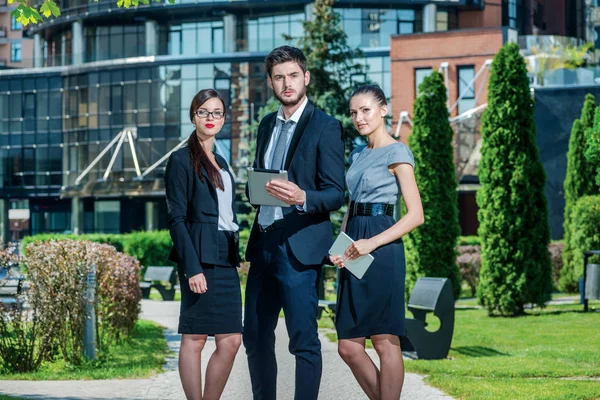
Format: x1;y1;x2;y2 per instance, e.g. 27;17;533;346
457;66;476;115
339;8;418;48
436;10;448;31
94;201;121;233
11;16;22;31
414;68;432;97
11;42;22;62
247;14;304;52
398;9;416;35
503;0;522;31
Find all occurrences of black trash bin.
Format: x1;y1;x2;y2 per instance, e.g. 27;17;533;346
582;250;600;311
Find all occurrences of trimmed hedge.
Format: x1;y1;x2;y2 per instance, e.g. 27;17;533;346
21;233;124;253
22;231;171;275
122;231;172;270
22;229;251;273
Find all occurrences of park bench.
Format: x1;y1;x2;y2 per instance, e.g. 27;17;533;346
403;277;455;360
0;266;26;306
140;266;177;301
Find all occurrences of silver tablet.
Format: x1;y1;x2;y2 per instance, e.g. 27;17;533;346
247;167;290;207
328;231;374;280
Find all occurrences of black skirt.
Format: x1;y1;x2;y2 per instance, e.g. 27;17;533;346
178;230;243;335
335;214;406;339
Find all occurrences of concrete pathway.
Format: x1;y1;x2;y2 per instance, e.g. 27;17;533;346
0;300;452;400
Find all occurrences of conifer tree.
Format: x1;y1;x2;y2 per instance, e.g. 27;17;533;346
404;71;461;300
561;95;598;292
477;43;552;315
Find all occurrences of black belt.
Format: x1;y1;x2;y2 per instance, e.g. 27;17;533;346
259;219;285;233
349;202;395;218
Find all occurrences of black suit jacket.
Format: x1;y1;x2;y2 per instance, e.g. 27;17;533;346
245;101;345;266
165;147;240;279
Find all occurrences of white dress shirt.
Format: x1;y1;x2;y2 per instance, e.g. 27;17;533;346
260;96;308;227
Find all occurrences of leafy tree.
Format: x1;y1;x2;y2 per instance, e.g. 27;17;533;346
403;71;461;301
297;0;370;156
476;42;552;316
10;0;175;26
561;95;598;292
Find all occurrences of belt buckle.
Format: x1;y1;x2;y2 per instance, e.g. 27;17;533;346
259;220;280;233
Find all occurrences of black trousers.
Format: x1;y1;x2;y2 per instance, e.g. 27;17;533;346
243;229;322;400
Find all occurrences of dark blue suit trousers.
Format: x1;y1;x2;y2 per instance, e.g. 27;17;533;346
243;228;322;400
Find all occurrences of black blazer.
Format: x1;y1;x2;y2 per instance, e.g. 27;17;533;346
245;101;345;266
165;147;240;279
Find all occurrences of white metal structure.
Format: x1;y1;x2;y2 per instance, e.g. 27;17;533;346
74;128;237;188
395;58;493;135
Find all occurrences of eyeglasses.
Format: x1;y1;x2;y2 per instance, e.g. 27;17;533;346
194;109;225;120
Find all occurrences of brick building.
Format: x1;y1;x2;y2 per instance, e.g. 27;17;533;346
390;0;588;235
0;0;32;68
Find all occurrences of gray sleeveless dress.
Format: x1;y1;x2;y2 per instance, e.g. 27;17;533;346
335;142;415;339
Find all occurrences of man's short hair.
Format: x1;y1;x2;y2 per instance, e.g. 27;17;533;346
265;46;307;77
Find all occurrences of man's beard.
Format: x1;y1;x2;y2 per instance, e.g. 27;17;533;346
274;86;306;107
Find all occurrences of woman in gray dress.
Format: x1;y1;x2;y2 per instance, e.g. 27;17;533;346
329;85;424;400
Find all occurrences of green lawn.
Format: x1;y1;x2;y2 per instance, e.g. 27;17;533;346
0;396;25;400
318;299;600;399
0;319;167;380
406;300;600;400
149;287;182;301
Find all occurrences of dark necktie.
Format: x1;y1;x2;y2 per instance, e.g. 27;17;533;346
258;120;295;227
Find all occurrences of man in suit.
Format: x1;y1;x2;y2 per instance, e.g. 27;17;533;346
243;46;345;400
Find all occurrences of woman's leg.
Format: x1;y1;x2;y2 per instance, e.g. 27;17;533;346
203;333;242;400
371;334;404;400
338;337;381;400
179;334;208;400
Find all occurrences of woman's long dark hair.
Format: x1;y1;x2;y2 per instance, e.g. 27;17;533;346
188;89;226;190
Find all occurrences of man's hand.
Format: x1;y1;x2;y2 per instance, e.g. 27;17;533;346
265;180;306;206
329;255;345;269
189;272;207;294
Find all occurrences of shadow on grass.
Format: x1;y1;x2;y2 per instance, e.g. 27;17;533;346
452;346;509;357
455;306;481;311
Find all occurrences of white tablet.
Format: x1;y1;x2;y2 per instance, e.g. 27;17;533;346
247;167;290;207
328;231;374;280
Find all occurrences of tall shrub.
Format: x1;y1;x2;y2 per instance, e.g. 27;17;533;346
585;107;600;187
404;71;461;300
25;239;142;363
25;240;91;365
561;94;597;292
476;43;553;315
570;196;600;276
91;244;142;348
0;244;56;373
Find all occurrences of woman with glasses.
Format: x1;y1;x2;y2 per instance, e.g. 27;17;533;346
165;88;242;400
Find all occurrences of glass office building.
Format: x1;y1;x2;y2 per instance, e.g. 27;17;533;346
0;0;483;237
